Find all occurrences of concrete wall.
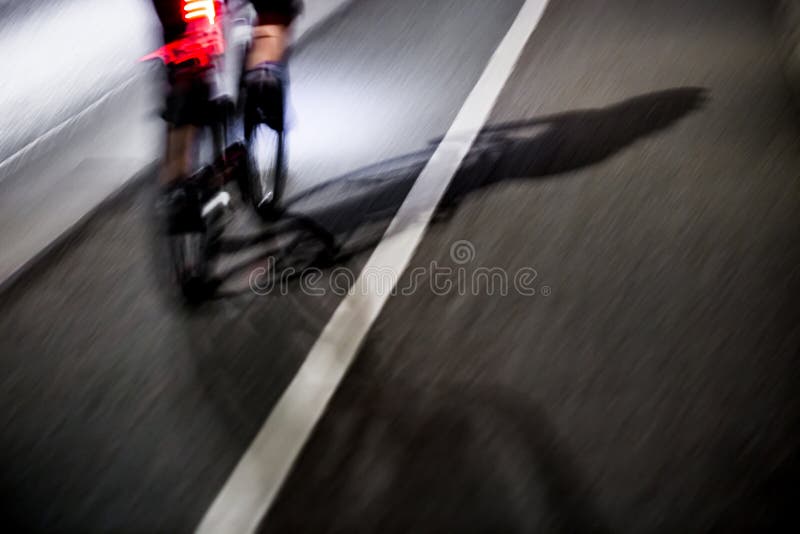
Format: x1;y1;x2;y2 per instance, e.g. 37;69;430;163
0;0;160;170
0;0;350;175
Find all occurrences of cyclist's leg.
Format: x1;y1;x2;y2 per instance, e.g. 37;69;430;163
161;125;194;187
244;1;303;130
248;0;301;64
151;0;195;186
150;0;207;236
248;22;291;68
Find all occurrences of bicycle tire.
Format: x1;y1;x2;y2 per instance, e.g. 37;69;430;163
246;122;286;221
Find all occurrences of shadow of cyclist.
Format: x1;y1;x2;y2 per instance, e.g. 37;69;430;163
185;86;710;458
211;86;708;290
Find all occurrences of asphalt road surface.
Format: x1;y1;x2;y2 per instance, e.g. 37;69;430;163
2;0;799;532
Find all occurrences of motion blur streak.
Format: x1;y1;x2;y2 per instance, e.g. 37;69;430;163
1;0;799;533
0;0;158;168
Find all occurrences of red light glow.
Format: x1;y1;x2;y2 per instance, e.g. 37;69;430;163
183;0;216;25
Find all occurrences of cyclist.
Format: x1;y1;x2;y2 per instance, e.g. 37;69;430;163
151;0;302;230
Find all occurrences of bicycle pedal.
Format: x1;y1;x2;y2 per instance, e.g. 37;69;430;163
257;191;274;206
202;191;232;219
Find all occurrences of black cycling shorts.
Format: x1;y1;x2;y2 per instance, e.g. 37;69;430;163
251;0;303;24
153;0;303;42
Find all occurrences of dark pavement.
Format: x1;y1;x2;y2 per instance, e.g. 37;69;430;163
268;0;800;532
2;0;799;532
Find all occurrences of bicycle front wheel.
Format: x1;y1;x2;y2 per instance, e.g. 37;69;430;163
246;123;285;221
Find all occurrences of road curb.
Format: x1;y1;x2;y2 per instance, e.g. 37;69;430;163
0;166;154;296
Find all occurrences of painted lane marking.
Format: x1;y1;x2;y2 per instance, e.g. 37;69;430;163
196;1;551;532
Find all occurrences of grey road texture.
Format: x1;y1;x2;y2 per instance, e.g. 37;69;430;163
1;0;798;532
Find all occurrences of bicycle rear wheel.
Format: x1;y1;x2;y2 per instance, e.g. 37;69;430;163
170;231;209;301
166;122;229;304
164;181;212;304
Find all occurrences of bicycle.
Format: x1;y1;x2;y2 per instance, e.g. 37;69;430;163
143;0;286;301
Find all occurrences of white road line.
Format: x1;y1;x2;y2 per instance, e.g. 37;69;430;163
195;1;550;532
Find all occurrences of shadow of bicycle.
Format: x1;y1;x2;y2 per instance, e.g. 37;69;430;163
180;86;711;482
208;87;708;296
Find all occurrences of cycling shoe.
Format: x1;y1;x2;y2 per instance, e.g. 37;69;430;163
160;183;206;235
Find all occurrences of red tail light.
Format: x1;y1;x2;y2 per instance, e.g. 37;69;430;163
183;0;216;25
140;0;223;66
